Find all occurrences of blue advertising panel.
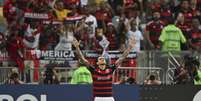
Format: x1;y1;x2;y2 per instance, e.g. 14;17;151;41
0;85;139;101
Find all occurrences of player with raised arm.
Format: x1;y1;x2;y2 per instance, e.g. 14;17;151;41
72;37;136;101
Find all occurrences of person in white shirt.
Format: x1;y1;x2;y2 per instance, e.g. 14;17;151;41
84;6;98;49
55;17;84;51
23;22;41;82
23;24;40;49
55;23;74;51
126;19;144;52
80;0;88;7
85;13;97;38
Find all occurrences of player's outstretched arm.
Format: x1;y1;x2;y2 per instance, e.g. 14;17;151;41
115;36;136;67
72;38;90;65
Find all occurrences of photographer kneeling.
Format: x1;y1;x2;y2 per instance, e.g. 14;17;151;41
184;56;201;85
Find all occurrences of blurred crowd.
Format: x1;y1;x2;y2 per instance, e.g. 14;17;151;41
0;0;201;84
1;0;201;52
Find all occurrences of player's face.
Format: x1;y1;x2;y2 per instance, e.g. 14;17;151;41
97;58;106;70
98;63;106;70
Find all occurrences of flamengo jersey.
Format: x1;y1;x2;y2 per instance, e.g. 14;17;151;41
88;64;116;97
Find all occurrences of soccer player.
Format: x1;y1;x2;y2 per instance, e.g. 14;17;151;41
72;37;135;101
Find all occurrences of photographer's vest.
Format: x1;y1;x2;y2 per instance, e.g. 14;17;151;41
194;70;201;85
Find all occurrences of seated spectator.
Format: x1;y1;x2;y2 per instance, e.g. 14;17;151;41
83;6;98;49
144;74;161;85
95;3;113;28
63;0;80;7
6;27;25;74
160;3;173;24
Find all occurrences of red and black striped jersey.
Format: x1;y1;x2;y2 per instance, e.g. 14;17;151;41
188;29;201;47
146;20;165;46
88;64;116;97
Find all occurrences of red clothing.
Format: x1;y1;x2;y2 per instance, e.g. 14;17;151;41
95;10;112;23
124;0;135;7
176;22;191;34
182;11;193;24
161;9;172;24
189;29;201;48
3;0;17;24
7;36;25;72
105;32;117;50
146;20;165;47
63;0;80;5
198;0;201;5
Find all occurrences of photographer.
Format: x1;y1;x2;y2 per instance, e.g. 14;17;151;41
174;66;189;84
5;72;24;84
144;74;161;85
183;55;201;85
176;55;201;85
43;66;60;84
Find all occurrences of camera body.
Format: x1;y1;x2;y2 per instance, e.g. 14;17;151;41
44;67;54;84
184;55;200;80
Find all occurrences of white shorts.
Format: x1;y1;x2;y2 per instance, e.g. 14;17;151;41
94;97;115;101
